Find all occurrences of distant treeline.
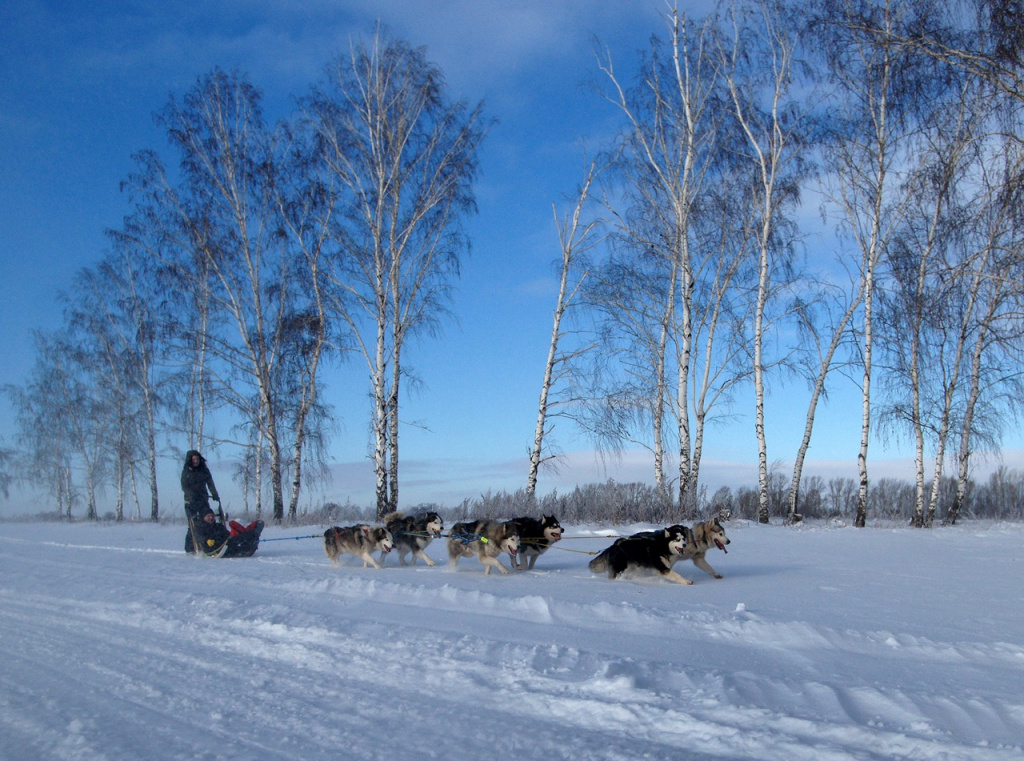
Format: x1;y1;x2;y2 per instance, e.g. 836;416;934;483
293;467;1024;527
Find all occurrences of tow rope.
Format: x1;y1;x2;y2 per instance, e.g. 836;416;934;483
541;535;623;556
391;530;440;539
445;531;488;545
245;532;622;553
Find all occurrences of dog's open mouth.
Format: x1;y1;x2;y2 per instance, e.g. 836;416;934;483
715;539;727;553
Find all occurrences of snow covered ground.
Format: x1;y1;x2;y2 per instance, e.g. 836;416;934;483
1;518;1022;761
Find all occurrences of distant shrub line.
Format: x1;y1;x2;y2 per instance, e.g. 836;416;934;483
291;469;1024;527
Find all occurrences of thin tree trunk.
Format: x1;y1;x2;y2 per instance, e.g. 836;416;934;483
788;288;862;522
289;424;306;521
115;442;126;522
856;260;874;528
388;364;400;516
528;165;597;500
677;260;694;513
373;309;389;519
949;277;1002;524
652;290;671;500
528;305;563;500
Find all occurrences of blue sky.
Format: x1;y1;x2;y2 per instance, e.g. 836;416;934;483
2;0;1019;516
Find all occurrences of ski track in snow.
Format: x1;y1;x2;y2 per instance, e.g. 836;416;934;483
1;520;1022;760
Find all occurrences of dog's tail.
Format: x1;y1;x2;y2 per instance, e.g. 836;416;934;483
588;547;611;574
323;527;339;559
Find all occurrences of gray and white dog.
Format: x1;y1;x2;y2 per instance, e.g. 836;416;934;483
324;524;393;569
447;520;520;575
670;518;730;580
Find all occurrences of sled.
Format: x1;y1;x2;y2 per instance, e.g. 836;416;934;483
220;521;264;558
185;519;264;558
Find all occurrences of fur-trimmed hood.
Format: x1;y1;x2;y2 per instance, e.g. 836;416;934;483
183;450;206;469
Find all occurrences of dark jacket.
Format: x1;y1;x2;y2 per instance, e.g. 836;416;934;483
181;449;219;518
192;511;231;552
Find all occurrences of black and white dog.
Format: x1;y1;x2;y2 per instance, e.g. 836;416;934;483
510;515;563;570
383;511;444;567
588;525;692;584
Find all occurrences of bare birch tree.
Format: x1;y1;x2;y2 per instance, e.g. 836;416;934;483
879;79;978;527
584;240;679;496
816;0;923;526
596;6;722;510
688;172;755;507
304;30;487;518
5;337;79;518
786;274;863;523
25;331;109;520
527;162;600;500
947;142;1024;523
124;69;310;523
721;0;809;523
71;243;169;521
62;263;150;522
119;148;221;476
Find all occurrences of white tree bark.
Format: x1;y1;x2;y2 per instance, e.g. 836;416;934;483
597;8;717;511
528;164;599;500
787;283;863;522
722;0;801;523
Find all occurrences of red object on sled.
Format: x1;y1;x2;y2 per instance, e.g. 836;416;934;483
229;520;261;537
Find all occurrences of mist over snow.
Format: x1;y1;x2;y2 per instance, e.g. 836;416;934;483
1;519;1022;760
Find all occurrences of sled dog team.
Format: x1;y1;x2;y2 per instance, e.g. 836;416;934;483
324;512;731;584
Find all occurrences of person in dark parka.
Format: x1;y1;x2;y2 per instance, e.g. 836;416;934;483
182;450;220;519
182;450;220;553
191;506;230;552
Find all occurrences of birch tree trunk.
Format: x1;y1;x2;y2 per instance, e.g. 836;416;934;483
722;0;804;524
596;7;717;512
306;31;485;519
885;77;974;528
528;164;598;500
817;0;914;527
787;284;863;522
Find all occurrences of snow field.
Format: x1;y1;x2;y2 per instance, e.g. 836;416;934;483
1;519;1022;760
